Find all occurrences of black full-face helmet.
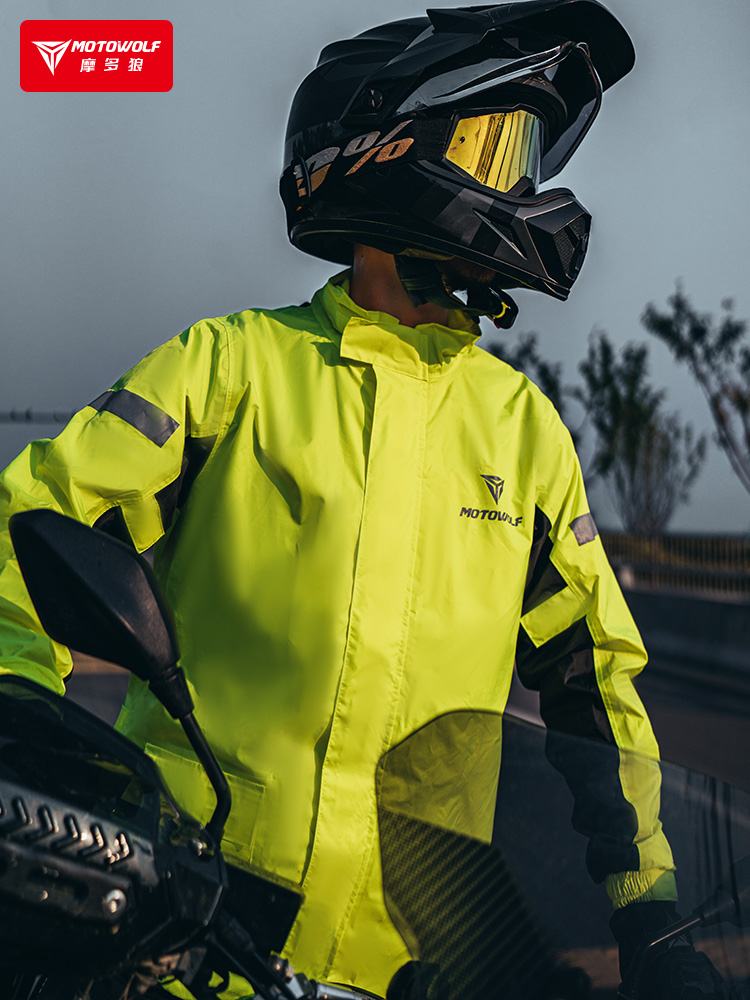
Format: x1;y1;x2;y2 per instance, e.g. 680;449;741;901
280;1;635;326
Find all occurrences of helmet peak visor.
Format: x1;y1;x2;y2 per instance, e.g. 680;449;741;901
393;40;602;182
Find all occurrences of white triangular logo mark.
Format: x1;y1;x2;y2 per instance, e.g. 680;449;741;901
33;41;72;75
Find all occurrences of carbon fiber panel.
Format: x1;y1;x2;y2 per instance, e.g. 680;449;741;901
378;805;556;1000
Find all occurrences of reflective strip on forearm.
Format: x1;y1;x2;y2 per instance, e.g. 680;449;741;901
570;512;598;546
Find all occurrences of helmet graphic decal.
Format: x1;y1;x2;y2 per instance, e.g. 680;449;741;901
474;210;528;260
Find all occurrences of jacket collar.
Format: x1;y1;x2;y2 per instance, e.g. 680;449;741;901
311;270;481;380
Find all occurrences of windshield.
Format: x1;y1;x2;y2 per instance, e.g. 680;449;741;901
377;710;750;998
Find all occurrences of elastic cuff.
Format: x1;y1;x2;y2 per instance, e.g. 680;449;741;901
605;869;678;909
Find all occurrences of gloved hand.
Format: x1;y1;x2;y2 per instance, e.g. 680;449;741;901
386;960;448;1000
610;901;727;999
131;952;182;995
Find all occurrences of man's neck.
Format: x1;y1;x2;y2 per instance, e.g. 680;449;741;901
348;245;452;328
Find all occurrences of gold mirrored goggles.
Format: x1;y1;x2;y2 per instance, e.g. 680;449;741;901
445;109;542;193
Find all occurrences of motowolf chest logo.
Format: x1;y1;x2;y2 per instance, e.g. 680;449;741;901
20;21;173;92
459;474;523;527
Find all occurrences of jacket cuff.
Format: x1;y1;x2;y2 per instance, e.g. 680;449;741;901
605;869;678;909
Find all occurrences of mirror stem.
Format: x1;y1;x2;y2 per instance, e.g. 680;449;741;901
619;913;702;999
182;712;232;846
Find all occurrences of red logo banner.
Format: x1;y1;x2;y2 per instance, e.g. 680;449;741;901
20;20;173;92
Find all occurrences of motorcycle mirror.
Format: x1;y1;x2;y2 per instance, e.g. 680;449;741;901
9;509;191;719
695;854;750;929
10;509;231;844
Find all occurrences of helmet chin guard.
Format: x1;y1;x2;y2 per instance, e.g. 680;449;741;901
280;1;634;320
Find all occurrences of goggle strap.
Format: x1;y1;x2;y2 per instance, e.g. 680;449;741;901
299;111;541;196
297;118;450;195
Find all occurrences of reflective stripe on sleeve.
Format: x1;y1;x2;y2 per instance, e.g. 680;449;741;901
88;390;179;447
570;512;598;546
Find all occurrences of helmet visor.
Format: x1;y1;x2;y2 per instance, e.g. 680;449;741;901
395;41;602;184
539;44;602;180
445;109;542;193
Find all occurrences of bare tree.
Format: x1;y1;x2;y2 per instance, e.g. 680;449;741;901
489;329;706;533
606;414;707;535
641;284;750;495
576;333;706;534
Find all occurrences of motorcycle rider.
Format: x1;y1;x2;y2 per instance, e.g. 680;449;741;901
0;2;731;997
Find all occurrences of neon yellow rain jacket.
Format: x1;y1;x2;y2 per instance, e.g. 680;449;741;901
0;273;675;996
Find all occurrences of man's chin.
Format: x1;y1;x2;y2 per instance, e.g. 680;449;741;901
437;258;496;291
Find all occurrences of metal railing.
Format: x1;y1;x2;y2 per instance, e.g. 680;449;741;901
601;532;750;601
0;410;74;424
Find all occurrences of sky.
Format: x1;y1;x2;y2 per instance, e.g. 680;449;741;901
2;0;750;533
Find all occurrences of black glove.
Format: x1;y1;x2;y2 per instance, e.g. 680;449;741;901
386;961;449;1000
610;901;727;999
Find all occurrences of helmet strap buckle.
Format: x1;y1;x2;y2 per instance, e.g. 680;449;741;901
394;255;518;327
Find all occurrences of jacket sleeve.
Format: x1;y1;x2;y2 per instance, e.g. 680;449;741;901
515;410;677;909
0;319;232;694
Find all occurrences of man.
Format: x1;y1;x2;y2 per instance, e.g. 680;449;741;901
0;2;730;997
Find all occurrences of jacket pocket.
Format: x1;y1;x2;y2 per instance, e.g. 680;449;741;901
145;742;265;863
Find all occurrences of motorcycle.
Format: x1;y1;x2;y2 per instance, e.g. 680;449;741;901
2;509;749;999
